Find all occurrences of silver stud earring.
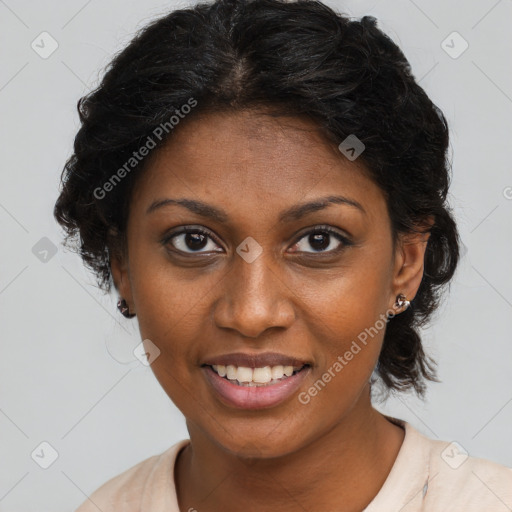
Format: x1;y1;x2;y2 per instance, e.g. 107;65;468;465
394;293;410;311
117;298;136;318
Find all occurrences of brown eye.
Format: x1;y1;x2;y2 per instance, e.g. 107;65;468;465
164;227;223;254
291;226;351;254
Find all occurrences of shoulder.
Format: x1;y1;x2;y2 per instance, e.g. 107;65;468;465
375;416;512;510
414;427;512;510
74;439;190;512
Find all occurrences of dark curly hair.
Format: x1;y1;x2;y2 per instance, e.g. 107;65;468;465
53;0;460;398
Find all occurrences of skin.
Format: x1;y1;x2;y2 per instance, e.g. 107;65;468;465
111;109;431;512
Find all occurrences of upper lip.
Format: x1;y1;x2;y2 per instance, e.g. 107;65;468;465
201;352;311;368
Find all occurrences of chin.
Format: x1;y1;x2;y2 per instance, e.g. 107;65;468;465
206;421;312;461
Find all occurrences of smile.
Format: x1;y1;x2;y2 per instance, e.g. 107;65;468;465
202;364;311;409
210;363;306;387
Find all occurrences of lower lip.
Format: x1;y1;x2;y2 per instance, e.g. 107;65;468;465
203;365;311;410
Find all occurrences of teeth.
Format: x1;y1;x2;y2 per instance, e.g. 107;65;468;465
226;364;237;380
211;364;305;385
236;366;253;383
271;365;284;379
253;366;272;383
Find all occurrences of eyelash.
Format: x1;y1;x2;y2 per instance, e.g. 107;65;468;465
162;225;352;256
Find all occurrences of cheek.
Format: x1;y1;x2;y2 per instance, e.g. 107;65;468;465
131;270;208;412
130;246;216;340
296;292;387;421
296;256;391;384
305;287;386;380
129;259;222;404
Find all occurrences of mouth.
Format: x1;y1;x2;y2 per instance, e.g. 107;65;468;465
203;363;309;387
201;363;312;410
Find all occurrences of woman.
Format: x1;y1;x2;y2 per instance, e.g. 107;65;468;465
53;0;512;510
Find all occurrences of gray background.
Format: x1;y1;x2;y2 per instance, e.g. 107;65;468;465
1;0;511;510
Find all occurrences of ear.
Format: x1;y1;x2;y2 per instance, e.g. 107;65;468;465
390;217;433;308
110;247;135;313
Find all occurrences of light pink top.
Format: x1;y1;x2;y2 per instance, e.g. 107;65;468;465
75;417;512;511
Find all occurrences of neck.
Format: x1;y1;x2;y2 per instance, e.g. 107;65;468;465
175;388;405;512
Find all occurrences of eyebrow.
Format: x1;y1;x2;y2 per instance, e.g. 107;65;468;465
145;195;366;222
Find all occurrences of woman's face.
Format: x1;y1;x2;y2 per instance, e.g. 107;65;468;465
112;109;427;458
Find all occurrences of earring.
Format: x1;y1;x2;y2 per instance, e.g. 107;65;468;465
117;298;136;318
394;293;410;312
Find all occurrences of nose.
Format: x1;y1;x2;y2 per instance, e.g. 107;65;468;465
213;251;296;338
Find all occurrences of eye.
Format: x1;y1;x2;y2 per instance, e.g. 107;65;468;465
162;224;351;257
290;226;351;254
163;227;223;254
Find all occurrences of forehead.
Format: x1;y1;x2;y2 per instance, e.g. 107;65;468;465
130;109;386;222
